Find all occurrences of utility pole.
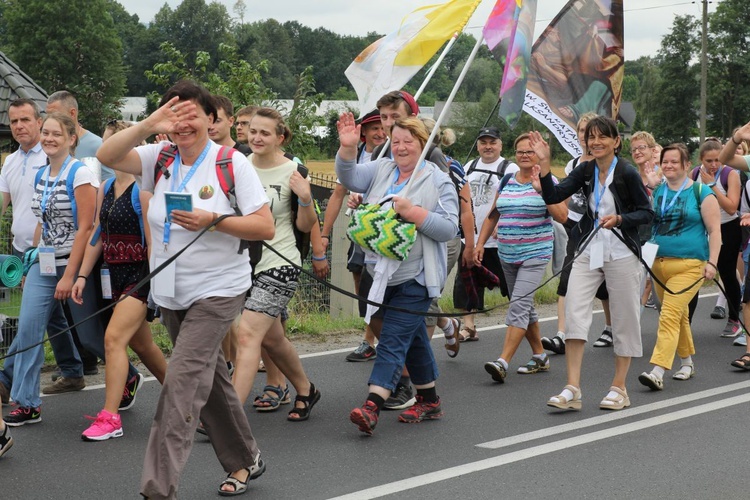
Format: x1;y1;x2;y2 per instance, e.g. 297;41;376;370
699;0;709;143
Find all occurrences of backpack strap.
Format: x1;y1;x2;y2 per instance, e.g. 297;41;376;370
131;182;145;246
693;181;702;206
719;166;731;192
466;158;480;176
90;177;116;245
214;146;249;255
498;172;514;193
154;143;178;185
498;159;510;177
65;160;85;230
690;166;701;182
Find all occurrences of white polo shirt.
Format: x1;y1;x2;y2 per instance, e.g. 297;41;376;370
0;142;47;253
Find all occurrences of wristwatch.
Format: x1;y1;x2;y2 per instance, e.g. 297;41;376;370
707;182;717;188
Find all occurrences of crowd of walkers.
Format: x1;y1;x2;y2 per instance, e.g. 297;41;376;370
0;80;749;499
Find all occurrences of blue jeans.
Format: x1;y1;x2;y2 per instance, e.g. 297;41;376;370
0;262;136;407
368;279;438;391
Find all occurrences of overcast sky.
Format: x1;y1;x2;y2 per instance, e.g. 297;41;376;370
128;0;717;60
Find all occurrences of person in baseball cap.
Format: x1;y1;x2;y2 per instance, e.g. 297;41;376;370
355;109;386;163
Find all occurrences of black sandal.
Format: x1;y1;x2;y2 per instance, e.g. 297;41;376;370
287;383;321;422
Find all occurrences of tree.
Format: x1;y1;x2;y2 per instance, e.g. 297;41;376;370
706;0;750;138
650;15;699;145
632;58;662;133
149;0;232;74
3;0;126;131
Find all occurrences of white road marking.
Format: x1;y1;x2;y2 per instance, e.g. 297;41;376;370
329;390;750;500
476;380;750;449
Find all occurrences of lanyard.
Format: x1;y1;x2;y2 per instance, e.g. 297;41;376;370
660;177;690;217
593;157;618;227
40;155;72;242
163;143;211;248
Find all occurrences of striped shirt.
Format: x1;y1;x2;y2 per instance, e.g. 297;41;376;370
496;174;554;264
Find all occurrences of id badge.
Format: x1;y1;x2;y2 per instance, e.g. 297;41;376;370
589;240;604;270
38;246;56;276
641;242;659;269
100;265;113;299
153;257;176;298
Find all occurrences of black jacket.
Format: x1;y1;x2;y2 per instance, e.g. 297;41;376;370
540;157;654;257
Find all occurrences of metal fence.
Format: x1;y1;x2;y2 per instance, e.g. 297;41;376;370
0;205;22;360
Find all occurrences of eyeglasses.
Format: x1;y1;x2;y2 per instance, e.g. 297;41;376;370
515;150;535;157
236;120;251;128
632;145;650;152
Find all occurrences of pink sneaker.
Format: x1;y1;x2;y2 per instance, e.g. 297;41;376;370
81;410;123;442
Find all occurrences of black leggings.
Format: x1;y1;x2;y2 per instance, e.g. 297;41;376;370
718;218;742;321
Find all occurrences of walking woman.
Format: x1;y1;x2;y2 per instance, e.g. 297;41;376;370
2;113;119;426
638;143;721;389
336;113;459;435
231;107;321;421
72;120;167;441
97;80;275;499
692;139;742;338
476;133;567;383
532;116;654;411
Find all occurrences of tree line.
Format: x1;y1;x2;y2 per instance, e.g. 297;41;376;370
1;0;748;160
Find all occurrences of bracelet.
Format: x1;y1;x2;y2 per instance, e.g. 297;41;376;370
297;198;312;207
616;215;622;227
311;254;327;261
732;135;742;145
208;212;218;232
77;275;87;281
707;261;718;270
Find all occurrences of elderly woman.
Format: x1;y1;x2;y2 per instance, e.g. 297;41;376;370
638;143;720;389
335;113;458;435
97;80;275;499
532;116;654;411
476;133;567;383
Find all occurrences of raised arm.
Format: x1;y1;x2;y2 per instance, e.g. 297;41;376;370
719;126;750;171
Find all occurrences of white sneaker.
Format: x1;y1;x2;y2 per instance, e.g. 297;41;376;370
734;334;747;347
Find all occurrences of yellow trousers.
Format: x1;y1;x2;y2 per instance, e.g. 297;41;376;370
650;258;704;370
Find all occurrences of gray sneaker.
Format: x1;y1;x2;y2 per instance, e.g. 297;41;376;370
734;333;747;347
345;341;377;362
42;376;85;395
384;383;415;410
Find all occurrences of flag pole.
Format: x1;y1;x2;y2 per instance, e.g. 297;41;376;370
376;32;461;161
414;32;460;100
415;33;485;169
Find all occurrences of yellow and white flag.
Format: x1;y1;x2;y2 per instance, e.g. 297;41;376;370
345;0;481;116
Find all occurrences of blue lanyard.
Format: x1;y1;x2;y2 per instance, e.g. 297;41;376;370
385;162;425;196
40;155;72;242
163;143;211;247
660;177;690;217
593;157;617;227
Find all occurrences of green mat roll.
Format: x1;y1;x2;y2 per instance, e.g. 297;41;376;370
0;255;23;288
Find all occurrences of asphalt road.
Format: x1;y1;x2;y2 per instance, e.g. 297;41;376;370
2;292;747;499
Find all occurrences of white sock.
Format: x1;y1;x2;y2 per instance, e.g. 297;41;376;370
605;388;623;400
651;366;666;379
556;387;576;402
680;356;693;366
556;331;566;341
532;353;547;362
496;358;509;370
443;318;455;339
604;325;613;333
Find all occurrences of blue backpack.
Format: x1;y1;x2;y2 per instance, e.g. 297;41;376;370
90;178;145;245
34;160;86;229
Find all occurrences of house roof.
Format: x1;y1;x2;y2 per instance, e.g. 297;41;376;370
0;51;48;134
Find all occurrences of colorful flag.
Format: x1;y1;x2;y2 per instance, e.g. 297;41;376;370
523;0;625;156
484;0;538;127
345;0;482;116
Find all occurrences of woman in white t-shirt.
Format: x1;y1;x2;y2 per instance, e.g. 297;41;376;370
97;81;275;498
2;112;105;427
231;107;321;423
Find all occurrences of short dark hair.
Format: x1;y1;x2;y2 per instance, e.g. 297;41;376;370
9;98;41;119
212;95;234;118
376;91;417;115
236;105;259;118
584;116;621;154
47;90;78;112
159;80;216;121
661;143;690;165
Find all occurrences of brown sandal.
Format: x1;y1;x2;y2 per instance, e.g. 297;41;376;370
458;326;478;342
731;353;750;370
444;318;460;358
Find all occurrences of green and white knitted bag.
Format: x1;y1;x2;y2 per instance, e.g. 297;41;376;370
347;204;417;261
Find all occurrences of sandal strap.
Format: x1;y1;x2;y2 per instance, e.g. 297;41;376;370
293;383;317;405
